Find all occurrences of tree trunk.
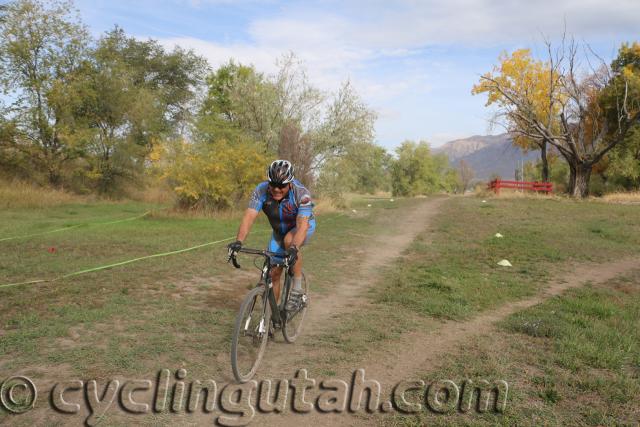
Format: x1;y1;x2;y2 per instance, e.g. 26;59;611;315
540;141;549;182
48;166;61;186
568;162;592;198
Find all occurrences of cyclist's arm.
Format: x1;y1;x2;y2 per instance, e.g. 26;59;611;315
291;215;309;248
236;208;260;242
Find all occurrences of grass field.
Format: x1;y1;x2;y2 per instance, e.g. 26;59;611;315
0;195;414;424
384;269;640;426
303;197;640;367
1;194;639;425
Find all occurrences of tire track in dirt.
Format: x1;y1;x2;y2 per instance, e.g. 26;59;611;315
168;197;446;426
259;256;640;426
251;197;447;380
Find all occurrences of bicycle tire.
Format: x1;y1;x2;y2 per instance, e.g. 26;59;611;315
282;271;308;343
230;285;271;383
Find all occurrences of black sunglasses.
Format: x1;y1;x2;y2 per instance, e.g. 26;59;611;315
269;182;288;189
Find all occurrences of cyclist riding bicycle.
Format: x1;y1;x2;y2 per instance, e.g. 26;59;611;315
228;160;315;312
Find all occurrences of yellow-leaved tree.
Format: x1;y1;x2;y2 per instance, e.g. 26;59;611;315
161;136;267;210
474;41;640;197
472;48;563;182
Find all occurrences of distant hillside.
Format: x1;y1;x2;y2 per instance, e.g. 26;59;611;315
434;134;539;181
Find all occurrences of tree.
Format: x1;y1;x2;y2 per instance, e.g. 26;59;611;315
0;115;29;180
202;54;325;155
473;49;560;182
200;61;255;123
606;124;640;188
524;154;570;192
349;143;392;193
316;141;391;196
458;159;475;193
200;56;376;189
597;43;640;190
474;40;640;197
311;80;377;173
202;61;279;149
54;27;208;193
390;141;456;196
161;136;267;210
0;0;90;185
277;120;315;185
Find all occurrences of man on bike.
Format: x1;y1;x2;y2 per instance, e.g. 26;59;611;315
228;160;315;312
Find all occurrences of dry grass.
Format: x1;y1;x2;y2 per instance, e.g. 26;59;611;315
478;188;558;200
313;196;340;214
123;182;176;205
142;192;348;220
0;180;88;209
600;191;640;204
479;189;640;204
150;196;345;220
313;192;393;214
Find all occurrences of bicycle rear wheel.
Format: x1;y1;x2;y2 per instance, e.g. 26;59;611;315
282;272;308;343
231;285;271;382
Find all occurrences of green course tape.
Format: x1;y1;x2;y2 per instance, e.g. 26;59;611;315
0;212;343;290
0;235;237;289
0;211;150;242
92;211;151;226
61;236;236;279
0;279;49;289
0;227;275;290
0;225;83;242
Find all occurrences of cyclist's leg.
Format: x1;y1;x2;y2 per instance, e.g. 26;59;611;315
283;232;303;277
283;218;315;288
267;234;286;303
271;266;283;302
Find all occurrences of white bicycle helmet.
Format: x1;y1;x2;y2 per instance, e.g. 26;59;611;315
267;160;295;184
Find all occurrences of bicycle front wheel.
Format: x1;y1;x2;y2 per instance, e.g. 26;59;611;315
282;272;308;343
231;285;271;383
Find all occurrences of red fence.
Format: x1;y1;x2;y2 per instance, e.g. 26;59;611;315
488;179;553;194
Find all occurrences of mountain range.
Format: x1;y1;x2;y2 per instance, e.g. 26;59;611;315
434;134;540;181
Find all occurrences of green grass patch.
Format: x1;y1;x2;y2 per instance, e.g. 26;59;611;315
2;195;639;424
0;196;412;381
377;197;640;320
304;195;640;381
385;270;640;426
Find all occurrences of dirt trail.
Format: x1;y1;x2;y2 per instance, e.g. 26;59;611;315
303;197;447;336
252;197;447;379
359;256;640;386
254;239;640;425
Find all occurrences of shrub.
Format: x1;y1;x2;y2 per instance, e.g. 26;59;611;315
162;137;268;210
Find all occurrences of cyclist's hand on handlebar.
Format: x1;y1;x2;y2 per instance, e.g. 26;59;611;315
227;240;242;268
285;245;298;266
227;240;242;255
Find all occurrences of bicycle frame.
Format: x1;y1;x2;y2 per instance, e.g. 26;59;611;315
229;248;294;328
229;246;308;382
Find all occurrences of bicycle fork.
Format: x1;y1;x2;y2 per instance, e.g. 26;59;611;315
242;289;269;337
267;280;282;327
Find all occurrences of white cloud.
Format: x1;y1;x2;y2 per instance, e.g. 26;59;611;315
157;0;639;89
156;36;280;73
159;0;638;91
152;0;637;147
313;0;639;48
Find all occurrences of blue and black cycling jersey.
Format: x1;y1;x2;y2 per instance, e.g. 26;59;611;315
248;179;316;244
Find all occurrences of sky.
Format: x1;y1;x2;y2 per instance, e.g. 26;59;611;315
74;0;639;149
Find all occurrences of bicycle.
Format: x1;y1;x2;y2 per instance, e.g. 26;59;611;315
227;247;309;383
